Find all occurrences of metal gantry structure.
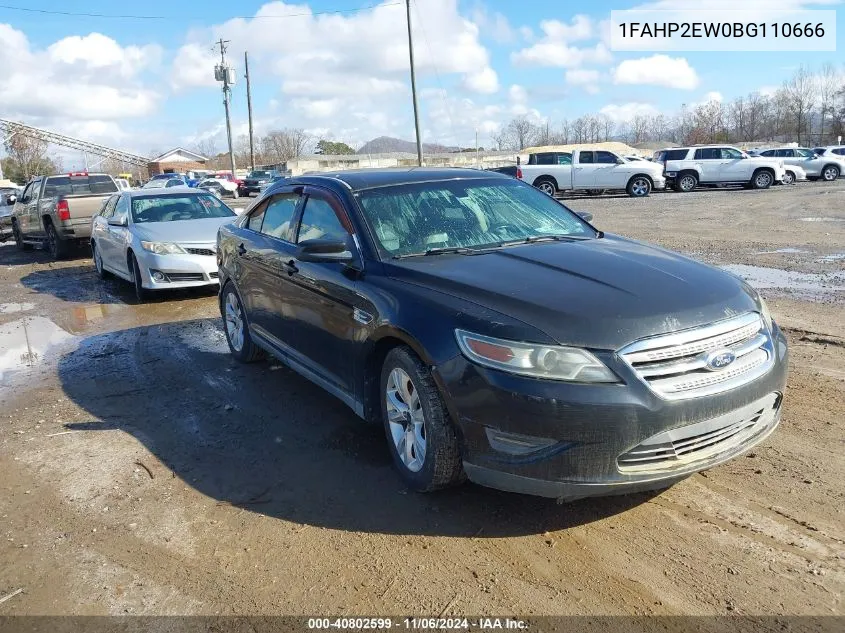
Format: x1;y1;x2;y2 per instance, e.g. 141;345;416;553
0;118;151;167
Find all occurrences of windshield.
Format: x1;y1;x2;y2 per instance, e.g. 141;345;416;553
43;175;117;197
142;180;168;189
131;194;236;223
355;178;593;258
248;171;271;178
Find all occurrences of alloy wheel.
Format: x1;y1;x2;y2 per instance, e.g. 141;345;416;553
224;291;245;352
782;171;795;185
823;166;839;181
385;367;426;473
755;172;772;188
679;175;696;191
537;182;555;196
630;177;650;197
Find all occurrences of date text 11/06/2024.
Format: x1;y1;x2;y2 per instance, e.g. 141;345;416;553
307;618;528;630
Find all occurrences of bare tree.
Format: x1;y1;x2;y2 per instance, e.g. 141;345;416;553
261;128;312;163
4;134;52;181
559;119;571;144
192;138;218;160
506;117;537;150
571;116;588;143
817;63;841;144
627;115;650;144
784;67;816;144
599;115;613;142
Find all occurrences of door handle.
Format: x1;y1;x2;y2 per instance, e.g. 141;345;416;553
284;259;298;275
237;243;247;256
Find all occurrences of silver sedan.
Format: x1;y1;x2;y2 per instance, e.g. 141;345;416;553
90;187;237;301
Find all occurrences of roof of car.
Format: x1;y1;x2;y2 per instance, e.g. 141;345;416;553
286;167;510;191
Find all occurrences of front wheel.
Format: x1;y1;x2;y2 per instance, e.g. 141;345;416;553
12;222;32;251
751;169;773;189
626;176;652;197
129;252;148;302
821;165;840;181
380;347;464;492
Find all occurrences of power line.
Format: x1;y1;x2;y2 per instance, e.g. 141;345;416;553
0;1;401;20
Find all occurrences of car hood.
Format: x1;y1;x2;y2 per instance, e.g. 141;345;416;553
131;217;235;244
384;235;760;350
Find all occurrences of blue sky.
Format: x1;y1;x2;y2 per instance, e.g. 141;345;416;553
1;0;842;166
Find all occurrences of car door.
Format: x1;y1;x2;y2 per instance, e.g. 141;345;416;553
794;148;819;174
280;187;363;396
15;182;35;235
718;147;748;181
23;179;43;237
692;148;722;182
572;151;600;188
101;195;132;277
239;190;303;348
92;194;118;266
592;151;622;187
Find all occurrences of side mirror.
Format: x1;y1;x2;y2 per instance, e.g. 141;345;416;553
108;215;128;227
575;211;593;223
296;236;354;264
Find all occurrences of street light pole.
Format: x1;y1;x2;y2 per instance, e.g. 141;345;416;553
405;0;423;166
215;38;237;178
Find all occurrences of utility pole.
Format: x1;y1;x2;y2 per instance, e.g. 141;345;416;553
244;51;255;172
214;38;237;178
405;0;423;166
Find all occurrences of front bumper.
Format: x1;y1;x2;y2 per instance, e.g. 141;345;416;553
652;175;666;190
435;323;788;500
239;184;267;196
136;250;220;289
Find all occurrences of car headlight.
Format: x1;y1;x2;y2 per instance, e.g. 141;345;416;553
759;296;773;331
140;241;187;255
455;329;618;383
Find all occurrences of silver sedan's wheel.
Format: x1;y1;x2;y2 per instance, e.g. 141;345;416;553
822;165;840;181
782;171;795;185
385;368;426;473
224;291;244;352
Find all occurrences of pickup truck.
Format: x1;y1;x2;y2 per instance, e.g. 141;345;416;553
11;172;119;259
655;145;786;192
239;169;283;197
517;150;666;197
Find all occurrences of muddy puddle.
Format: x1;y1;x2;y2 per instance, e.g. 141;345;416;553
720;264;845;300
0;316;75;382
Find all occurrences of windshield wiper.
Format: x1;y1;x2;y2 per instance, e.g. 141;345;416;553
394;246;479;259
498;234;589;247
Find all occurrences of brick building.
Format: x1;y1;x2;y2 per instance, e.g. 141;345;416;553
146;148;208;176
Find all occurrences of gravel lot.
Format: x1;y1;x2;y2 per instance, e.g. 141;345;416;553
0;180;842;622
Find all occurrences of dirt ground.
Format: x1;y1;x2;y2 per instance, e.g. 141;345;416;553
0;181;842;622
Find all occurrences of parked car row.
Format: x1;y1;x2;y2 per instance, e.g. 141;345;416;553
499;144;844;198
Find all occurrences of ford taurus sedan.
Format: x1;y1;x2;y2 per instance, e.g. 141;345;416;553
91;187;236;301
216;168;788;501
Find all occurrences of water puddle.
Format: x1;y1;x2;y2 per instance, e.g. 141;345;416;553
720;264;845;300
66;303;128;333
0;316;75;381
799;217;845;223
0;302;35;314
817;253;845;263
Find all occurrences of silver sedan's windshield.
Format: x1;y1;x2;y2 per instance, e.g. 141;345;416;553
355;178;593;258
131;194;236;223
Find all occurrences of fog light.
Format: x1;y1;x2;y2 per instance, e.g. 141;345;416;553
485;428;558;456
150;269;168;282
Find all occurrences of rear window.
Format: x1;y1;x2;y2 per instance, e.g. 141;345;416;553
658;149;688;161
43;175;118;197
131;194;236;223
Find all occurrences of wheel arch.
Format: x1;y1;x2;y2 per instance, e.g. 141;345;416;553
531;174;559;189
628;173;654;186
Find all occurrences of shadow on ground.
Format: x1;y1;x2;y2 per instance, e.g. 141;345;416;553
58;318;660;537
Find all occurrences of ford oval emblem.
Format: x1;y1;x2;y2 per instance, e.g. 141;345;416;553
704;349;736;371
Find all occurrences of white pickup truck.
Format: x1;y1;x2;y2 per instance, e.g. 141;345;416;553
655;145;786;192
516;150;666;197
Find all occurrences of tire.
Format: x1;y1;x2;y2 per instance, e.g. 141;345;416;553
626;175;652;197
751;169;773;189
533;177;557;196
821;164;840;181
12;221;32;251
45;221;68;260
221;282;264;362
675;172;698;192
782;171;796;185
92;242;109;279
129;252;148;302
380;346;464;492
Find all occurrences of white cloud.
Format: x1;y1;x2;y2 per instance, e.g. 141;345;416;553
470;5;516;44
599;102;660;124
511;15;611;68
565;69;601;94
704;91;723;103
463;66;499;94
613;55;699;89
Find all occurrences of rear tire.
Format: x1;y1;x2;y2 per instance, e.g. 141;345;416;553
626;175;652;197
782;171;796;185
129;252;148;302
751;169;774;189
46;222;68;260
12;221;32;251
821;164;840;181
533;178;557;196
675;172;698;192
92;242;109;279
221;282;264;362
380;346;464;492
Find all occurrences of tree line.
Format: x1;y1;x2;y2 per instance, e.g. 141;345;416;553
492;64;845;150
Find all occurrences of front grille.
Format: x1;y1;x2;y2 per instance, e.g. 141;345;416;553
617;393;780;473
186;248;215;256
167;272;204;282
619;312;773;400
